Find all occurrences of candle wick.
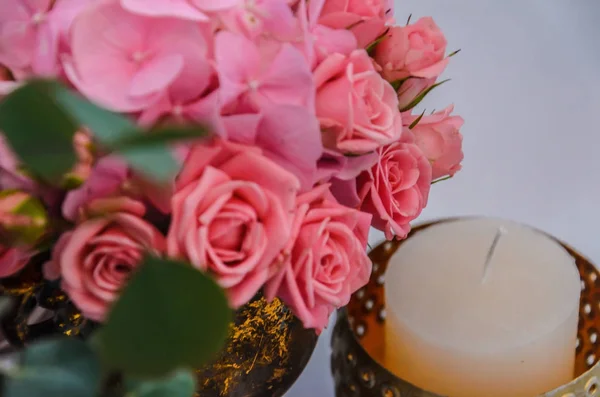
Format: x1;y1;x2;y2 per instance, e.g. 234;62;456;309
481;226;506;283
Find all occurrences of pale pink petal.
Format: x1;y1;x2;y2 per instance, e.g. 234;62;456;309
256;105;322;191
215;31;259;106
190;0;239;11
259;44;314;108
128;54;184;97
121;0;210;20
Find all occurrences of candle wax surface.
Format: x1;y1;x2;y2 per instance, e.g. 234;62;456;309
384;218;581;397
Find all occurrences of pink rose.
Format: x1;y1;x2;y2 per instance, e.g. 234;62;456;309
407;105;464;179
265;184;372;331
0;246;32;278
318;0;393;48
374;17;448;81
357;141;432;240
44;197;165;321
167;139;300;307
314;50;402;154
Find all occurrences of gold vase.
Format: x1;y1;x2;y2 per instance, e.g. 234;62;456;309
0;268;318;397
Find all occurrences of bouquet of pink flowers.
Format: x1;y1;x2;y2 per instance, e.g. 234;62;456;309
0;0;462;394
0;0;463;397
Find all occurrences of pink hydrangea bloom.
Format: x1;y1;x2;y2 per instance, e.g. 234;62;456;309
64;0;211;112
215;31;315;113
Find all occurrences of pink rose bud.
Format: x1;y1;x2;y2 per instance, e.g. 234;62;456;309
397;77;436;111
374;17;449;82
407;105;464;180
314;50;402;154
318;0;393;48
357;141;432;240
0;190;48;246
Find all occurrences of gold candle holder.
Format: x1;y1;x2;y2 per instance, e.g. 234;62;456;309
330;219;600;397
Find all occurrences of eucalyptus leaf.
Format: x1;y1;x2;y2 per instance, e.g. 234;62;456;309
99;256;232;378
111;126;208;150
0;80;78;182
126;369;196;397
399;79;450;112
3;339;100;397
49;83;182;182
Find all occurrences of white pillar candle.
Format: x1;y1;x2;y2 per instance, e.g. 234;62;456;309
384;218;580;397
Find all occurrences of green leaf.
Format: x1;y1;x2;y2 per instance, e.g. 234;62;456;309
0;80;78;182
432;175;453;185
99;256;232;378
49;84;181;183
448;49;461;57
126;369;196;397
3;339;101;397
111;126;209;182
111;126;208;151
408;109;426;130
390;78;409;92
399;79;450;112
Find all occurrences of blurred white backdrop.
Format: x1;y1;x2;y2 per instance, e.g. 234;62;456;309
287;1;600;395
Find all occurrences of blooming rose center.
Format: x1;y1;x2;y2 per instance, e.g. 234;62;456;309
207;198;259;265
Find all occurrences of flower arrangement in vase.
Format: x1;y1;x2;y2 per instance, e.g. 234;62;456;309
0;0;463;396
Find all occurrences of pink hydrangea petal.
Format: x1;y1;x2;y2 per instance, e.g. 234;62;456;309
259;44;314;108
215;31;259;105
190;0;239;11
256;105;322;192
121;0;210;21
128;54;184;97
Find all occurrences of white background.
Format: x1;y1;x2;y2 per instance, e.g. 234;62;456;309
287;1;600;395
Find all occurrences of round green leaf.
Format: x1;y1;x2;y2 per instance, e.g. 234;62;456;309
126;369;196;397
3;338;101;397
0;80;78;183
99;257;232;377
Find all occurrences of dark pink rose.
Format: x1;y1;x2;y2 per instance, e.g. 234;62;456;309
314;50;402;154
374;17;448;81
44;197;165;321
167;139;300;307
406;105;464;179
357;141;432;240
265;184;372;331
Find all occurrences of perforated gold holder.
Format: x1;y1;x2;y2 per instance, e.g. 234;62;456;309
330;219;600;397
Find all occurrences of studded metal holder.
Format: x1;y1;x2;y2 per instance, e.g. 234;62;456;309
331;219;600;397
